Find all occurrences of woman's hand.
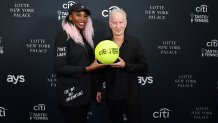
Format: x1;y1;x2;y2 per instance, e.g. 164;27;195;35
86;59;106;72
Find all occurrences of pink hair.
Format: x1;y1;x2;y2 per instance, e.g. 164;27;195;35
62;17;94;48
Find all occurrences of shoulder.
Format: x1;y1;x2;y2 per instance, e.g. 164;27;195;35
125;35;141;45
55;31;69;46
55;31;69;44
55;31;68;40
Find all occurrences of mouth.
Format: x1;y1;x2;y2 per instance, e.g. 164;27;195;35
78;22;85;26
76;22;86;30
115;29;122;33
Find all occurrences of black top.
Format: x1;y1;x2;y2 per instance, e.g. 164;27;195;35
97;35;148;100
55;31;94;106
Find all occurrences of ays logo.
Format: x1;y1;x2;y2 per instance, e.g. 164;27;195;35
6;75;25;84
138;76;153;86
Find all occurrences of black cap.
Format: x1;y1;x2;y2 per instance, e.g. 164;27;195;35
68;3;91;15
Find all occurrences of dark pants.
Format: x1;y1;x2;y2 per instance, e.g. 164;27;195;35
106;97;141;123
59;104;89;123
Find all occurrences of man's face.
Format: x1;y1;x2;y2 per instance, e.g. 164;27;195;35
109;13;127;36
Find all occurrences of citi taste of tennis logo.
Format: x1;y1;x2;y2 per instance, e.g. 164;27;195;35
0;107;7;117
57;1;76;20
201;39;218;58
153;108;171;119
102;6;121;17
29;104;48;121
190;5;209;23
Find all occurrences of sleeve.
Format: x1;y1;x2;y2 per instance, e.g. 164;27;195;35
55;31;86;77
92;67;106;94
123;39;148;76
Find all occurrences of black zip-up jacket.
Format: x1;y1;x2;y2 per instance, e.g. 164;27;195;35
55;31;94;106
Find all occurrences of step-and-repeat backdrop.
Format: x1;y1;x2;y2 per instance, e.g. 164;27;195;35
0;0;217;123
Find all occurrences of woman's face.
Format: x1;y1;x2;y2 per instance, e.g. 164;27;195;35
69;11;88;30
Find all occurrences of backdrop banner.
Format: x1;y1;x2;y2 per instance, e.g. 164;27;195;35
0;0;217;123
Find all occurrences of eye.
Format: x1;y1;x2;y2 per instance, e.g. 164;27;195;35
112;22;116;25
76;13;81;17
83;14;88;18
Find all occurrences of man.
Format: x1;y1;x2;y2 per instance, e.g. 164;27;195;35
96;8;148;123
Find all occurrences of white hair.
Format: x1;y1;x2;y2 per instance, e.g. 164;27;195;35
109;8;127;21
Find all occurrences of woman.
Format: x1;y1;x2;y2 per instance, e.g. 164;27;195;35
55;3;104;123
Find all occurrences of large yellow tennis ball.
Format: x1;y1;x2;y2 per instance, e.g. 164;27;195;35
95;40;119;64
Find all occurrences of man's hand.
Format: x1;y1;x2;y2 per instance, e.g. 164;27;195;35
96;92;102;103
110;57;125;68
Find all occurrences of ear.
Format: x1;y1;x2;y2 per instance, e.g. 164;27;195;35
125;20;127;27
69;15;72;21
109;21;112;29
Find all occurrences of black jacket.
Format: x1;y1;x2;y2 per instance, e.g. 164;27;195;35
98;36;148;100
55;31;94;106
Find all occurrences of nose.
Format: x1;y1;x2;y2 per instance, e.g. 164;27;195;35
115;23;121;29
80;15;87;21
81;16;85;21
